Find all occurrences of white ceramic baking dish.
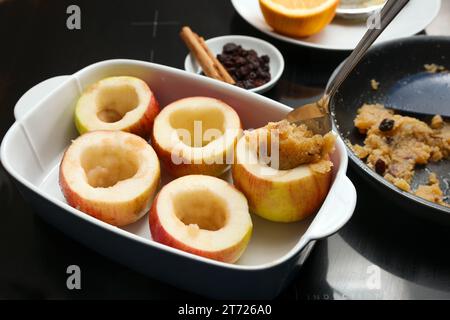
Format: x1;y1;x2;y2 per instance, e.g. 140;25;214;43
0;59;356;299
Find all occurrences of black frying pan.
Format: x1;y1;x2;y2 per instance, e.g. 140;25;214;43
329;36;450;224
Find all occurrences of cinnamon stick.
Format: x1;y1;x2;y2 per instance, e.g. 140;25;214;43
180;26;235;85
197;35;235;84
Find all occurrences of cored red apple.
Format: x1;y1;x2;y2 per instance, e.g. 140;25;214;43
60;131;160;226
75;76;159;140
149;175;252;263
152;97;242;177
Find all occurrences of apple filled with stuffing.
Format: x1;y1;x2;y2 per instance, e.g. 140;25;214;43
232;120;336;223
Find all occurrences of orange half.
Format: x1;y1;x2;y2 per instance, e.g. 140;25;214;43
259;0;339;38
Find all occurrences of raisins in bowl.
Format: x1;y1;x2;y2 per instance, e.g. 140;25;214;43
218;43;271;90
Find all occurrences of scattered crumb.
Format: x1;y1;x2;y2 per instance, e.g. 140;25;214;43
310;160;333;174
428;172;439;185
187;224;200;237
354;104;393;134
424;63;447;73
415;173;449;207
350;143;369;159
370;79;380;91
385;174;411;192
431;115;444;129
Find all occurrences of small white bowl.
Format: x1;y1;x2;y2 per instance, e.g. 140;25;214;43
184;35;284;94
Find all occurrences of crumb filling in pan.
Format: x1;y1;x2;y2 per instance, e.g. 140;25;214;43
351;104;450;206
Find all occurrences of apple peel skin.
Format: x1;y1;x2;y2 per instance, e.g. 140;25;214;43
74;76;160;140
149;175;253;264
59;131;161;227
151;97;242;178
232;135;333;223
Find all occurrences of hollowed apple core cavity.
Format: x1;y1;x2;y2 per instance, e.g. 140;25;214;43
172;190;228;231
96;85;139;123
169;108;225;147
81;145;139;188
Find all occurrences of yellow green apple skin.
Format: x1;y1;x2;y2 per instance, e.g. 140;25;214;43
231;130;334;223
232;163;332;222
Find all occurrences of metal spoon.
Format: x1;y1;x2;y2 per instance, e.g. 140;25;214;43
286;0;410;134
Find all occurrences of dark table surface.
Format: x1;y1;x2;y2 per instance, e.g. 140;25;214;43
1;0;450;300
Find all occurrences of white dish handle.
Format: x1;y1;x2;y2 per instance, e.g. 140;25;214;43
14;76;70;121
300;175;357;247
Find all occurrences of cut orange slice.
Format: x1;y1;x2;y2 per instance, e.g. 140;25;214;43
259;0;339;38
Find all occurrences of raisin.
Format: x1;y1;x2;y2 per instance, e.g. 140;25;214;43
379;118;395;132
234;56;246;66
249;62;259;70
236;81;245;88
243;80;255;89
239;65;250;76
375;159;386;175
217;43;272;89
253;79;266;87
247;49;257;57
258;71;270;80
248;56;259;65
223;43;238;54
223;60;234;68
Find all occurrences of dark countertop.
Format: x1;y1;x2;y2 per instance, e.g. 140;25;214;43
1;0;449;300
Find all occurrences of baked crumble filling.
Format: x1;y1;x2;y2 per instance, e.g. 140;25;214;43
352;104;449;206
248;120;336;171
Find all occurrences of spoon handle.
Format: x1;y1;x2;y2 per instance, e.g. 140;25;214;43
325;0;410;99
